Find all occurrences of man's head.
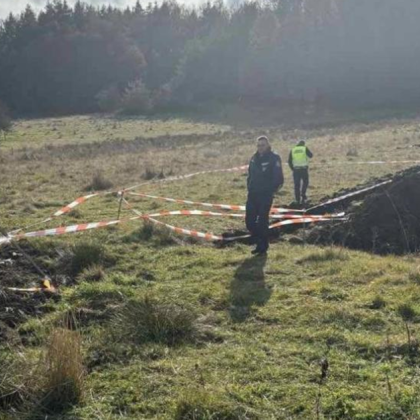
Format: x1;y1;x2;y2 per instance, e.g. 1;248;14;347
297;140;305;147
257;136;271;155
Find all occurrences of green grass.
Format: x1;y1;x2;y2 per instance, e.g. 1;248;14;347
1;113;420;419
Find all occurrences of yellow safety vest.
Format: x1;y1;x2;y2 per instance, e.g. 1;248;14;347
292;146;309;168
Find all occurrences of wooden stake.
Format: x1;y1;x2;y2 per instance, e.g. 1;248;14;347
117;191;125;219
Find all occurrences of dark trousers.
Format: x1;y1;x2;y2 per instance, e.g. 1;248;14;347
246;192;273;252
293;168;309;204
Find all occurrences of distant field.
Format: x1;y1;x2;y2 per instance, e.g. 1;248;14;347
1;114;420;419
5;114;231;149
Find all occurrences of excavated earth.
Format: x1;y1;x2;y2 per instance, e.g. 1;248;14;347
306;165;420;255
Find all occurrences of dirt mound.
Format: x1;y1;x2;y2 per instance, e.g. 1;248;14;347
308;167;420;254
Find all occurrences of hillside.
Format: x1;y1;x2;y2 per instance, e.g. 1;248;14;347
1;114;420;419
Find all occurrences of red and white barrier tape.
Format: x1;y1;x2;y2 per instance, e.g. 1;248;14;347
146;216;223;241
128;191;304;214
53;193;99;217
125;200;345;242
7;164;248;235
15;219;125;239
307;179;393;211
3;164;388;246
1;204;346;245
146;210;245;218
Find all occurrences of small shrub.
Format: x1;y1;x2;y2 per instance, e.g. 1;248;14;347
85;172;113;191
40;328;84;412
70;241;105;276
77;264;105;282
111;296;197;346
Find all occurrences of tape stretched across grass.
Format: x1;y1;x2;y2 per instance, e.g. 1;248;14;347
1;208;346;246
9;164;249;234
0;164;395;247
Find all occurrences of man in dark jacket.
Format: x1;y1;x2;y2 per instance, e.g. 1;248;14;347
246;136;284;256
288;140;313;206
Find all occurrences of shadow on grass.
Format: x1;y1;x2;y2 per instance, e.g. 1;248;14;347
24;406;81;420
229;255;271;322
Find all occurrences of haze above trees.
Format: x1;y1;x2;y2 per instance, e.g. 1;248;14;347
1;0;420;116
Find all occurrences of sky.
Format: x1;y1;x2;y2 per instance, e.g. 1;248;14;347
0;0;203;19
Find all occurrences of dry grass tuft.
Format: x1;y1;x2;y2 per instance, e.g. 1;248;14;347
111;296;197;346
70;241;106;276
77;264;105;283
40;328;84;411
0;352;32;410
85;171;113;191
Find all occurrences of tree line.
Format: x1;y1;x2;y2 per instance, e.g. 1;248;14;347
1;0;420;117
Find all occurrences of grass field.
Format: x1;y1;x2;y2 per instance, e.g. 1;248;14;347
2;112;420;419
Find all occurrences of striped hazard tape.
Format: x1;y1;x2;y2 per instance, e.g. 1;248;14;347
9;192;102;234
6;164;389;246
125;201;346;242
146;217;223;241
8;164;248;235
146;210;245;218
308;179;393;211
128;192;305;214
3;206;346;244
129;192;246;211
52;193;99;217
51;164;247;217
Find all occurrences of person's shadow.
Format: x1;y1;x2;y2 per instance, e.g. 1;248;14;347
229;255;272;322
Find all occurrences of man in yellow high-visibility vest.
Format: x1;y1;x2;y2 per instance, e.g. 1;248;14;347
288;140;313;206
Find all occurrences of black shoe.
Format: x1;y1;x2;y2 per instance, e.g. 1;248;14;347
252;248;267;256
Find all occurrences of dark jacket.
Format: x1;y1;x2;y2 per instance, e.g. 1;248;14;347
247;150;284;195
288;146;313;170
